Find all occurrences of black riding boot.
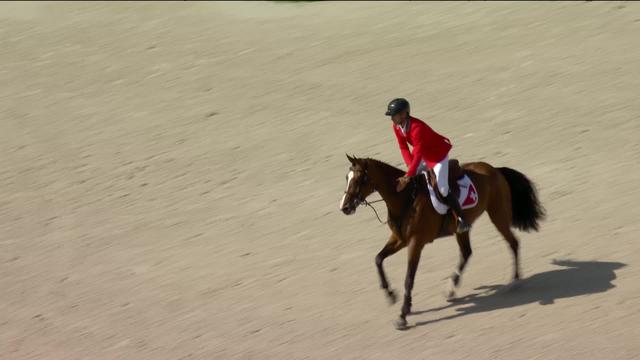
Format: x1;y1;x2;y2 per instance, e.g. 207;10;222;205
445;193;471;233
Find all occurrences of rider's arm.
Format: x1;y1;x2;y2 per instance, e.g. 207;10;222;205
394;125;413;168
405;124;427;177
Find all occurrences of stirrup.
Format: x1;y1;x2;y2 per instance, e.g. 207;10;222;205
456;217;471;233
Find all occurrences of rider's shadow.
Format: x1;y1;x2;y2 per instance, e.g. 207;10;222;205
411;259;626;328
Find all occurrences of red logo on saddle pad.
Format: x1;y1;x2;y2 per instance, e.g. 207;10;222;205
462;183;478;208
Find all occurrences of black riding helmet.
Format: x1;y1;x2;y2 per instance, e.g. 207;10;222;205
385;98;410;116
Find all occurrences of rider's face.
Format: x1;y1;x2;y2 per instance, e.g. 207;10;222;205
391;111;408;126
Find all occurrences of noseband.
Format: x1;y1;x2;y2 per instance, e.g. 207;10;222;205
346;167;419;225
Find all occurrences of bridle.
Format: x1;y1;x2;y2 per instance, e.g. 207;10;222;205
344;166;368;205
345;166;417;225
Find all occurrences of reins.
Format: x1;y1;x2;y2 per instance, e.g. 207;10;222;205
362;198;387;224
362;177;419;225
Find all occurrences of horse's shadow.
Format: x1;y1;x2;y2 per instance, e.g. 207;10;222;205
411;259;626;328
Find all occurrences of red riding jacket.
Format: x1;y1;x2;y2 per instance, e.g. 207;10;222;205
393;116;452;177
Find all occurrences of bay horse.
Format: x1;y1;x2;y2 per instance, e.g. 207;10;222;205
339;155;545;330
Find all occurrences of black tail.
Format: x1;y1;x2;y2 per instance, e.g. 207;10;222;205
498;167;545;232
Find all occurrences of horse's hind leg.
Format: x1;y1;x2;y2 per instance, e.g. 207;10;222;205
487;205;521;281
446;232;472;299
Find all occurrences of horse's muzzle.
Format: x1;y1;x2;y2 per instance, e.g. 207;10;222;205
341;205;356;215
341;197;361;215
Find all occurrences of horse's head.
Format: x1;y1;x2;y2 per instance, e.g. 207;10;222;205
340;154;376;215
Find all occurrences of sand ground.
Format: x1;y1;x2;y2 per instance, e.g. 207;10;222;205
1;2;640;359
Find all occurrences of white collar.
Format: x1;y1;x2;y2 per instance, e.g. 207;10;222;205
400;118;411;135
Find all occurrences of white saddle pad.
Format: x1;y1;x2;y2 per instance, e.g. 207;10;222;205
422;172;479;215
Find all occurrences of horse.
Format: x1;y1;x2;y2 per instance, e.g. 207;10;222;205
339;154;545;330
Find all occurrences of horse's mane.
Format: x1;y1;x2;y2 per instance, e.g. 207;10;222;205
362;158;406;178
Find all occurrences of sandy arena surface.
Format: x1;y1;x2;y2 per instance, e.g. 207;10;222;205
1;2;640;359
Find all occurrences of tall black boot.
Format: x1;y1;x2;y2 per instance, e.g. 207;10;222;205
445;193;471;233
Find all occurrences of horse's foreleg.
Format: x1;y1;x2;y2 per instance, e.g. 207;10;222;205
394;237;424;330
446;232;472;299
375;236;405;304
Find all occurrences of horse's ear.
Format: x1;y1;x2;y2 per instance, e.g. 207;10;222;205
346;153;355;164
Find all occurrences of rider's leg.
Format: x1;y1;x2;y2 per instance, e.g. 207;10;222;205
434;156;471;233
416;161;427;175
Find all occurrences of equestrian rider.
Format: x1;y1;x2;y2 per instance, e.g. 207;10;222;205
387;98;471;233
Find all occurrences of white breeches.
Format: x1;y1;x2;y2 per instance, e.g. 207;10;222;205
418;155;450;197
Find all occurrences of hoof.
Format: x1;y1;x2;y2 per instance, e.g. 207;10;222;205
507;279;523;291
445;289;456;301
386;289;397;305
393;317;408;330
444;277;457;300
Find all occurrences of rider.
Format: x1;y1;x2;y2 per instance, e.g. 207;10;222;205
386;98;471;233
